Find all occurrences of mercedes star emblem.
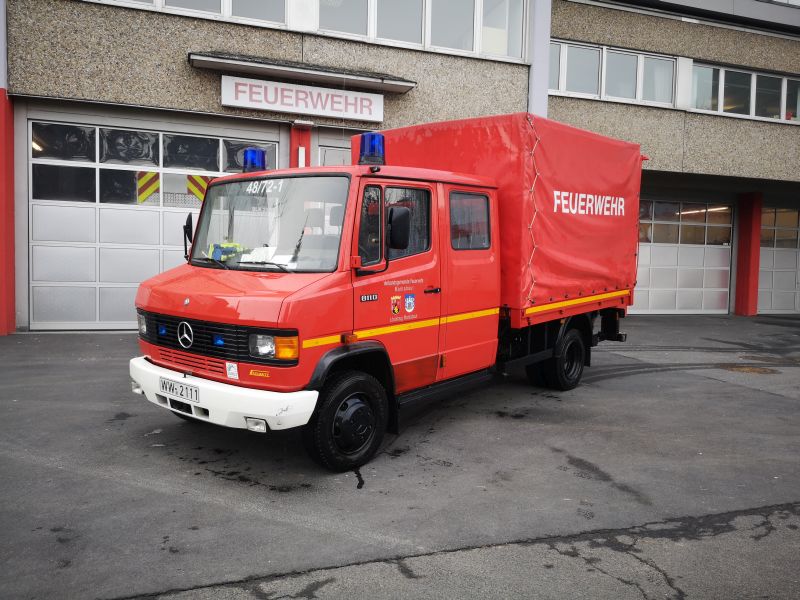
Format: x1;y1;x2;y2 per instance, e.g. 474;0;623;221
177;321;194;349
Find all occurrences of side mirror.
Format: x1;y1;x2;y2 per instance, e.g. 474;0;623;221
387;206;410;250
183;213;193;260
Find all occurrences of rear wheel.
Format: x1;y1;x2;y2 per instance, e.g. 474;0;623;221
541;328;586;391
302;371;388;472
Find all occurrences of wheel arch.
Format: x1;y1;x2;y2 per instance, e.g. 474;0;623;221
307;342;398;432
558;312;595;366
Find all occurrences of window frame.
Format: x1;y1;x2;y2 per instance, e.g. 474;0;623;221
449;191;491;251
384;185;433;261
691;63;800;125
549;40;676;109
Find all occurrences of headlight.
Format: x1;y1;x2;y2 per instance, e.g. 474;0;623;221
248;334;299;361
137;314;147;336
249;334;275;358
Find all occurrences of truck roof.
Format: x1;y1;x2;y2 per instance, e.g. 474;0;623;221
211;165;497;189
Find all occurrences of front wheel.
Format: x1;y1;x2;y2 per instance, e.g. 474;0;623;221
541;328;586;391
302;371;388;472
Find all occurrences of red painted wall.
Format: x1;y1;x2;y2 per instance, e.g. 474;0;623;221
734;193;762;316
0;89;14;335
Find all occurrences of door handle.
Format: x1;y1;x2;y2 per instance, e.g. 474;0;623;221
424;287;441;294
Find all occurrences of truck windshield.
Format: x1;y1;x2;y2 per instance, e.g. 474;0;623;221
190;175;349;273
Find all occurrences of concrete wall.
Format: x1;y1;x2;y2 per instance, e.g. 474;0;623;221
6;0;529;130
550;0;800;182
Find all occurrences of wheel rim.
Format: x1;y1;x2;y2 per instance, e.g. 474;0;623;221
563;338;584;381
331;393;376;455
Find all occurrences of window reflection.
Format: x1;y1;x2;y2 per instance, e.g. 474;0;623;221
164;135;219;171
32;123;95;162
100;129;159;166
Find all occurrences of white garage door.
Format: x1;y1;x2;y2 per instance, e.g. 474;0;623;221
759;207;800;314
631;199;733;314
28;120;278;330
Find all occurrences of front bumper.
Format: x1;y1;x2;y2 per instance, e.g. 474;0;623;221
129;357;318;431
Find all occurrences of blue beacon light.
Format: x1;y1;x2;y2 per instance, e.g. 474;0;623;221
212;334;225;347
243;147;267;173
358;132;386;166
157;324;167;336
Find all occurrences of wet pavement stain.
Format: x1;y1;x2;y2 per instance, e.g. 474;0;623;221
107;412;135;423
550;446;653;506
354;469;365;489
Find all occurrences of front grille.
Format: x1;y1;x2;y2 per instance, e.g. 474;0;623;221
138;310;297;366
158;347;226;374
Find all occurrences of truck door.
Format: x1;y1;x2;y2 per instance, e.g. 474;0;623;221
352;180;441;394
438;186;500;381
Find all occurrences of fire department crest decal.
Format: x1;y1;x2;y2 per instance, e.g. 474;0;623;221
391;295;401;315
404;294;415;313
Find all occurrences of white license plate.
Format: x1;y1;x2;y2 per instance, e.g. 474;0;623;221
159;377;199;403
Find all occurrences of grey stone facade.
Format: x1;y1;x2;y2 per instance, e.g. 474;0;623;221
6;0;529;130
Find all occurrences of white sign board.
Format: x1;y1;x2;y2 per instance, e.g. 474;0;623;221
221;75;384;123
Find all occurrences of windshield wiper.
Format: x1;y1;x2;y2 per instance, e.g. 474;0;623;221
194;256;230;270
237;261;291;272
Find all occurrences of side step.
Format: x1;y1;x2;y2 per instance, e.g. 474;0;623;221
395;370;493;431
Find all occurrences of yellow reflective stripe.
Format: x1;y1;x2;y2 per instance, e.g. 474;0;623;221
137;179;160;204
525;290;630;315
187;180;205;201
301;307;500;350
301;334;341;350
441;307;499;324
354;317;441;340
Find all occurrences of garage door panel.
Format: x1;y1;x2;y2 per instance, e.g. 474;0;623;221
773;250;798;270
702;291;728;311
704;247;731;268
651;246;678;266
32;205;96;243
636;266;650;287
758;291;771;311
772;271;797;291
33;286;96;322
771;292;796;311
632;290;648;310
677;269;703;288
704;269;729;289
650;290;677;310
100;208;160;245
32;246;96;282
651;268;677;288
99;287;138;322
678;246;704;267
759;248;774;269
758;270;772;288
163;250;186;272
677;289;702;310
637;245;651;266
163;210;200;247
100;248;160;283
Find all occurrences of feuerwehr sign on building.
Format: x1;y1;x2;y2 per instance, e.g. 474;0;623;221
221;75;384;123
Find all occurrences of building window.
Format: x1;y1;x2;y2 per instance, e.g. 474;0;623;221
605;50;637;99
692;64;799;124
550;41;675;107
319;0;368;36
692;65;719;112
376;0;423;44
642;57;674;104
565;45;600;95
482;0;524;58
431;0;475;51
164;0;220;13
638;200;732;246
761;208;800;249
231;0;285;22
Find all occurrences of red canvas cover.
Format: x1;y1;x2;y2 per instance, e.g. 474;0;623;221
363;113;642;315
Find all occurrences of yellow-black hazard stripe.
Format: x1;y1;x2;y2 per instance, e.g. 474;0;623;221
301;307;500;350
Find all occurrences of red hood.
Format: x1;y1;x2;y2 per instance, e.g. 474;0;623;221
135;264;333;327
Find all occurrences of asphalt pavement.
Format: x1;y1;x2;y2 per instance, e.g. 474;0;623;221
0;314;798;599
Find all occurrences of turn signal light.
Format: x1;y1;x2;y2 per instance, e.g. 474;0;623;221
275;336;299;360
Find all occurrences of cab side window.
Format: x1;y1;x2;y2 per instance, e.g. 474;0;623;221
450;191;490;250
358;186;382;266
386;187;431;260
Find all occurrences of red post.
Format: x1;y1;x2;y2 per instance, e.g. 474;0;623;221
289;123;312;168
734;192;762;316
0;88;14;335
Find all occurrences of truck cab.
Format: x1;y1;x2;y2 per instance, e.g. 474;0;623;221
130;159;501;471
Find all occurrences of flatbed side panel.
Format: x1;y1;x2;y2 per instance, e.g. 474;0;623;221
508;288;633;329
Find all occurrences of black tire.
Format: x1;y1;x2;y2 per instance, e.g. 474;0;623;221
302;371;388;472
541;328;586;391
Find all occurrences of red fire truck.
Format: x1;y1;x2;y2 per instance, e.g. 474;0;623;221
130;113;643;471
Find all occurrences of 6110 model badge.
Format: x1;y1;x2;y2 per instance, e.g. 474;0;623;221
360;294;378;302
